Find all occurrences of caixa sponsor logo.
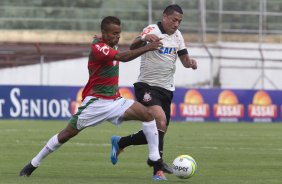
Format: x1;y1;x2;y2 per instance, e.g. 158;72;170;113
0;88;71;118
159;47;177;54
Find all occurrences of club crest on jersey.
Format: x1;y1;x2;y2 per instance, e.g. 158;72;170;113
113;60;118;66
143;92;152;102
159;47;177;55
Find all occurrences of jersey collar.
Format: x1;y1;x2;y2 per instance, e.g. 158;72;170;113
157;22;166;34
92;38;117;50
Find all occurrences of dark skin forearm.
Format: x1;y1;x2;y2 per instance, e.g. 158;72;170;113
115;40;162;62
115;47;148;62
129;37;147;50
130;34;162;50
179;54;198;69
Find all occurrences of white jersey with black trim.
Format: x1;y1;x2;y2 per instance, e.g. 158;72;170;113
137;22;187;91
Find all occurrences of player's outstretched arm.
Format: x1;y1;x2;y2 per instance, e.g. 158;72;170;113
115;41;162;62
179;54;197;70
130;34;161;50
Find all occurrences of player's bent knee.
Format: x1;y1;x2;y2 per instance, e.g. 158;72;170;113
143;108;154;122
157;122;167;132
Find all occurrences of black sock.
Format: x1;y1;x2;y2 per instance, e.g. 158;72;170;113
153;130;164;175
118;130;147;149
117;129;165;175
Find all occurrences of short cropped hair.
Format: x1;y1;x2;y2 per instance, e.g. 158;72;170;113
101;16;121;31
163;4;183;15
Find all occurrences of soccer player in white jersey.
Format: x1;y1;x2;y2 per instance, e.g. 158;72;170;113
110;4;197;180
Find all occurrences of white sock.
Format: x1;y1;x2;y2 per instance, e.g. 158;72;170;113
31;134;62;167
142;120;161;161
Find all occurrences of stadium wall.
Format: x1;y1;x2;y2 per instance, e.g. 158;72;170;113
0;43;282;89
1;30;282;44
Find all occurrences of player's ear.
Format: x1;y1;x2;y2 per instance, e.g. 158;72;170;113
162;14;168;22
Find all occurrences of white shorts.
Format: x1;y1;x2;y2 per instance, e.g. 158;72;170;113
68;96;134;130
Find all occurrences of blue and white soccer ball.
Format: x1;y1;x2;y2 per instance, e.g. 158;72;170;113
172;154;197;179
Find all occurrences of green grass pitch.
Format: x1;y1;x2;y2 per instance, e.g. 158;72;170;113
1;120;282;184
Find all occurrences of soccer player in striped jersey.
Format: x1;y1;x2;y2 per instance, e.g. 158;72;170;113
110;4;198;180
19;16;172;177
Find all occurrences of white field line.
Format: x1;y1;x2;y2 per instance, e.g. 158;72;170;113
12;140;282;152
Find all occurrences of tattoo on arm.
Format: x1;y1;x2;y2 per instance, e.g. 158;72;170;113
130;37;147;50
115;47;148;62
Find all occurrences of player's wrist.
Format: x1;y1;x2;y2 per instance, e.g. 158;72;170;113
140;34;147;41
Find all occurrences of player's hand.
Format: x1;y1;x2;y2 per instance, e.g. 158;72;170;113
145;40;163;51
190;59;197;70
142;34;162;42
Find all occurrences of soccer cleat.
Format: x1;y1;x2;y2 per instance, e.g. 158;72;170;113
147;158;173;174
160;161;173;174
110;135;122;165
152;170;167;181
19;162;37;177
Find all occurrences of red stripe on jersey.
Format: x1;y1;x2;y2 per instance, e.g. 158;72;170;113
91;44;117;61
82;41;120;100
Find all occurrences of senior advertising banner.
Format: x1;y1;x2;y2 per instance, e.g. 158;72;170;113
0;85;281;122
0;86;79;120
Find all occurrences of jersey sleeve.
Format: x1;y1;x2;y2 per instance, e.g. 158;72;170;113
91;43;118;61
177;32;188;56
139;24;157;37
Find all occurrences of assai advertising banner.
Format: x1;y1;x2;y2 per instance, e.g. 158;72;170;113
0;85;282;122
172;88;282;122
